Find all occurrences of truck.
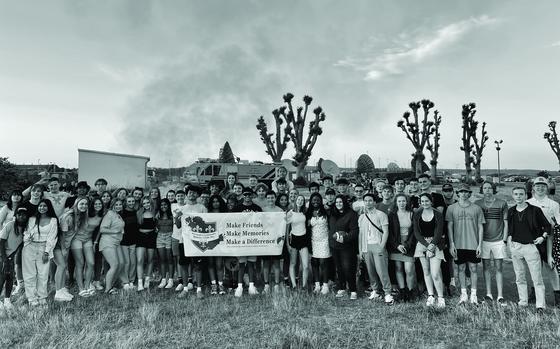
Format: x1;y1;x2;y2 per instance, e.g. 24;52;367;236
181;159;278;187
78;148;151;189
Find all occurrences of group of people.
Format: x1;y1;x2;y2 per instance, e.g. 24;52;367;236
1;166;560;312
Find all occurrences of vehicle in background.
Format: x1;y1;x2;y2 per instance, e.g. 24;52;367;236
181;159;277;187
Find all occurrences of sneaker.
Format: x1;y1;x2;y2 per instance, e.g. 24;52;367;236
384;294;394;305
234;286;243;298
436;297;446;308
137;282;144;292
497;297;506;306
219;284;226;295
186;282;194;291
263;284;270;294
29;300;39;307
368;291;382;301
165;279;174;289
470;294;478;305
38;299;47;306
3;298;14;310
426;295;435;307
196;289;204;299
320;284;329;295
93;281;104;291
87;285;96;295
61;287;74;298
175;283;184;292
211;284;218;295
313;283;321;294
79;289;92;298
14;281;24;295
248;285;259;295
517;300;529;307
459;293;468;304
144;277;151;287
335;290;347;298
273;284;280;293
350;292;358;300
157;279;167;289
54;290;73;302
177;290;188;299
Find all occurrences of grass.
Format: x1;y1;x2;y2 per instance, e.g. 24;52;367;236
2;260;560;349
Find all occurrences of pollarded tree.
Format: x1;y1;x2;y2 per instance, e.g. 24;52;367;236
397;99;440;177
256;108;292;162
544;121;560;170
257;93;326;179
461;103;488;182
426;110;441;182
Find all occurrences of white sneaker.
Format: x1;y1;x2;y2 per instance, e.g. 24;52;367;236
313;283;321;294
450;278;456;287
335;290;347;298
234;286;243;298
248;285;259;295
368;291;382;301
3;298;14;310
263;284;270;294
384;294;394;305
165;278;174;289
144;277;151;287
137;280;144;292
177;289;188;299
470;294;478;304
157;279;167;289
426;295;435;306
87;285;96;295
93;281;104;291
437;297;446;308
54;290;73;302
321;284;329;295
273;284;280;293
350;292;358;300
175;283;184;292
61;287;74;298
186;282;194;291
459;293;468;304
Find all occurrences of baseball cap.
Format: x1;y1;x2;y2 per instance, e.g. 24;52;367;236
325;188;336;195
15;207;28;214
456;183;472;193
441;183;453;191
336;178;349;185
533;176;549;186
242;187;254;195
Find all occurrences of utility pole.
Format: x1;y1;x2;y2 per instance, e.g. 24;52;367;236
494;140;503;184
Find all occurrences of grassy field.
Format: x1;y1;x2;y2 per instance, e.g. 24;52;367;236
1;260;559;349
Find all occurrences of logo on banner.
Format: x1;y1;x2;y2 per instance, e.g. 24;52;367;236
185;216;224;252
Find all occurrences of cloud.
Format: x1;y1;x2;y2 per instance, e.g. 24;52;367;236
550;41;560;47
335;15;500;80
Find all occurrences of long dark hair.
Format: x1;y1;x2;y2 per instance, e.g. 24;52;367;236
330;195;351;218
7;189;23;210
89;198;104;218
158;198;173;219
208;195;227;213
275;193;289;211
305;192;327;221
33;199;59;226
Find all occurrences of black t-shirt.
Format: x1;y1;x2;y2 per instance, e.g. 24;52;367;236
235;203;263;213
509;207;535;244
20;200;39;217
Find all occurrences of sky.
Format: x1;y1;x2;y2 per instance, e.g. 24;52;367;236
1;0;560;171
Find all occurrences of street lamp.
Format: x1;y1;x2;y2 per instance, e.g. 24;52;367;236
494;140;503;184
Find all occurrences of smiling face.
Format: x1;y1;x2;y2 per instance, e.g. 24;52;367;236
200;193;210;206
186;190;199;203
310;195;322;209
375;181;386;194
48;180;60;193
278;167;287;178
233;185;243;196
126;197;136;210
353;186;364;199
166;191;176;202
227;174;236;186
11;193;22;204
533;183;548;197
93;199;103;212
117;189;127;200
248;177;258;188
133;190;143;201
101;192;112;204
211;198;222;211
335;197;344;211
256;187;266;199
408;180;419;193
418;177;431;191
37;202;48;215
278;195;288;208
266;194;276;207
31;187;43;200
420;195;433;209
289;189;298;203
396;195;407;210
113;200;123;212
363;195;375;210
394;180;405;193
160;200;169;212
381;188;394;201
142;198;151;210
77;199;89;212
175;192;186;204
227;198;236;211
295;195;305;210
150;188;159;200
209;184;219;196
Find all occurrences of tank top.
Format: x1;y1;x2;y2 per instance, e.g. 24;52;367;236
157;216;173;234
419;216;436;238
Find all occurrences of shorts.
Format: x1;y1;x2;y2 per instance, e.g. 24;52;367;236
71;238;93;250
455;249;481;265
156;232;172;249
238;256;257;263
289;234;310;250
171;238;180;256
481;240;506;260
413;242;445;260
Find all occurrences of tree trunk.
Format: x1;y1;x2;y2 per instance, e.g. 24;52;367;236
430;161;437;182
464;152;472;184
414;150;423;177
295;161;307;180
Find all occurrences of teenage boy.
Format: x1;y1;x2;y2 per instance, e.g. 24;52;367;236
261;191;284;292
352;183;366;214
208;181;221;197
336;178;354;203
234;188;262;297
447;183;485;304
248;175;259;192
407;178;420;209
526;176;560;305
275;178;289;195
418;174;444;212
322;176;334;192
24;177;71;218
308;182;320;195
394;179;406;195
271;166;294;193
376;185;394;215
324;188;336;211
441;183;457;294
474;181;509;305
65;181;90;208
0;207;28;309
508;186;549;310
94;178;108;196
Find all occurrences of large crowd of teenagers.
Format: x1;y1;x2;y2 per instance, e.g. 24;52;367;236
1;166;560;313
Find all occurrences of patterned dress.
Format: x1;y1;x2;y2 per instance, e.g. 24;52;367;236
310;215;330;258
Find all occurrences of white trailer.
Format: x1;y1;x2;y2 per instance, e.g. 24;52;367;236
78;148;150;189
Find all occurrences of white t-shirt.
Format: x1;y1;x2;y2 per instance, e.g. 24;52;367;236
44;191;71;218
358;209;388;246
171;202;186;240
287;211;306;236
352;199;365;215
527;196;560;225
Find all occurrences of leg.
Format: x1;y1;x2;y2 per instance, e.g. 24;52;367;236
247;261;255;283
510;243;528;304
93;248;103;285
343;249;358;293
157;248;168;279
22;245;37;302
53;248;67;291
311;258;320;284
288;247;298;287
524;245;546;308
215;257;224;282
36;248;51;301
332;250;345;291
300;248;310;288
102;247;119;291
116;247;127;285
71;247;85;291
394;261;406;289
495;259;504;299
272;259;281;284
119;246;130;284
468;262;478;290
419;257;434;296
482;259;492;297
145;249;155;279
136;247;146;282
262;258;270;284
363;251;380;292
404;261;416;291
429;257;444;298
372;248;392;296
457;263;467;292
83;243;95;290
15;248;23;290
128;246;137;283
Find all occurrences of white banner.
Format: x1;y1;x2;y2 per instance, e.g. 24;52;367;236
181;212;287;257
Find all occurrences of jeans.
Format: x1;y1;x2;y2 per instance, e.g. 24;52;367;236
0;255;15;298
22;242;50;303
333;248;357;292
510;241;546;308
362;244;392;295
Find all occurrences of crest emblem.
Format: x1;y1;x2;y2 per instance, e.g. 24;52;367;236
185;216;223;252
